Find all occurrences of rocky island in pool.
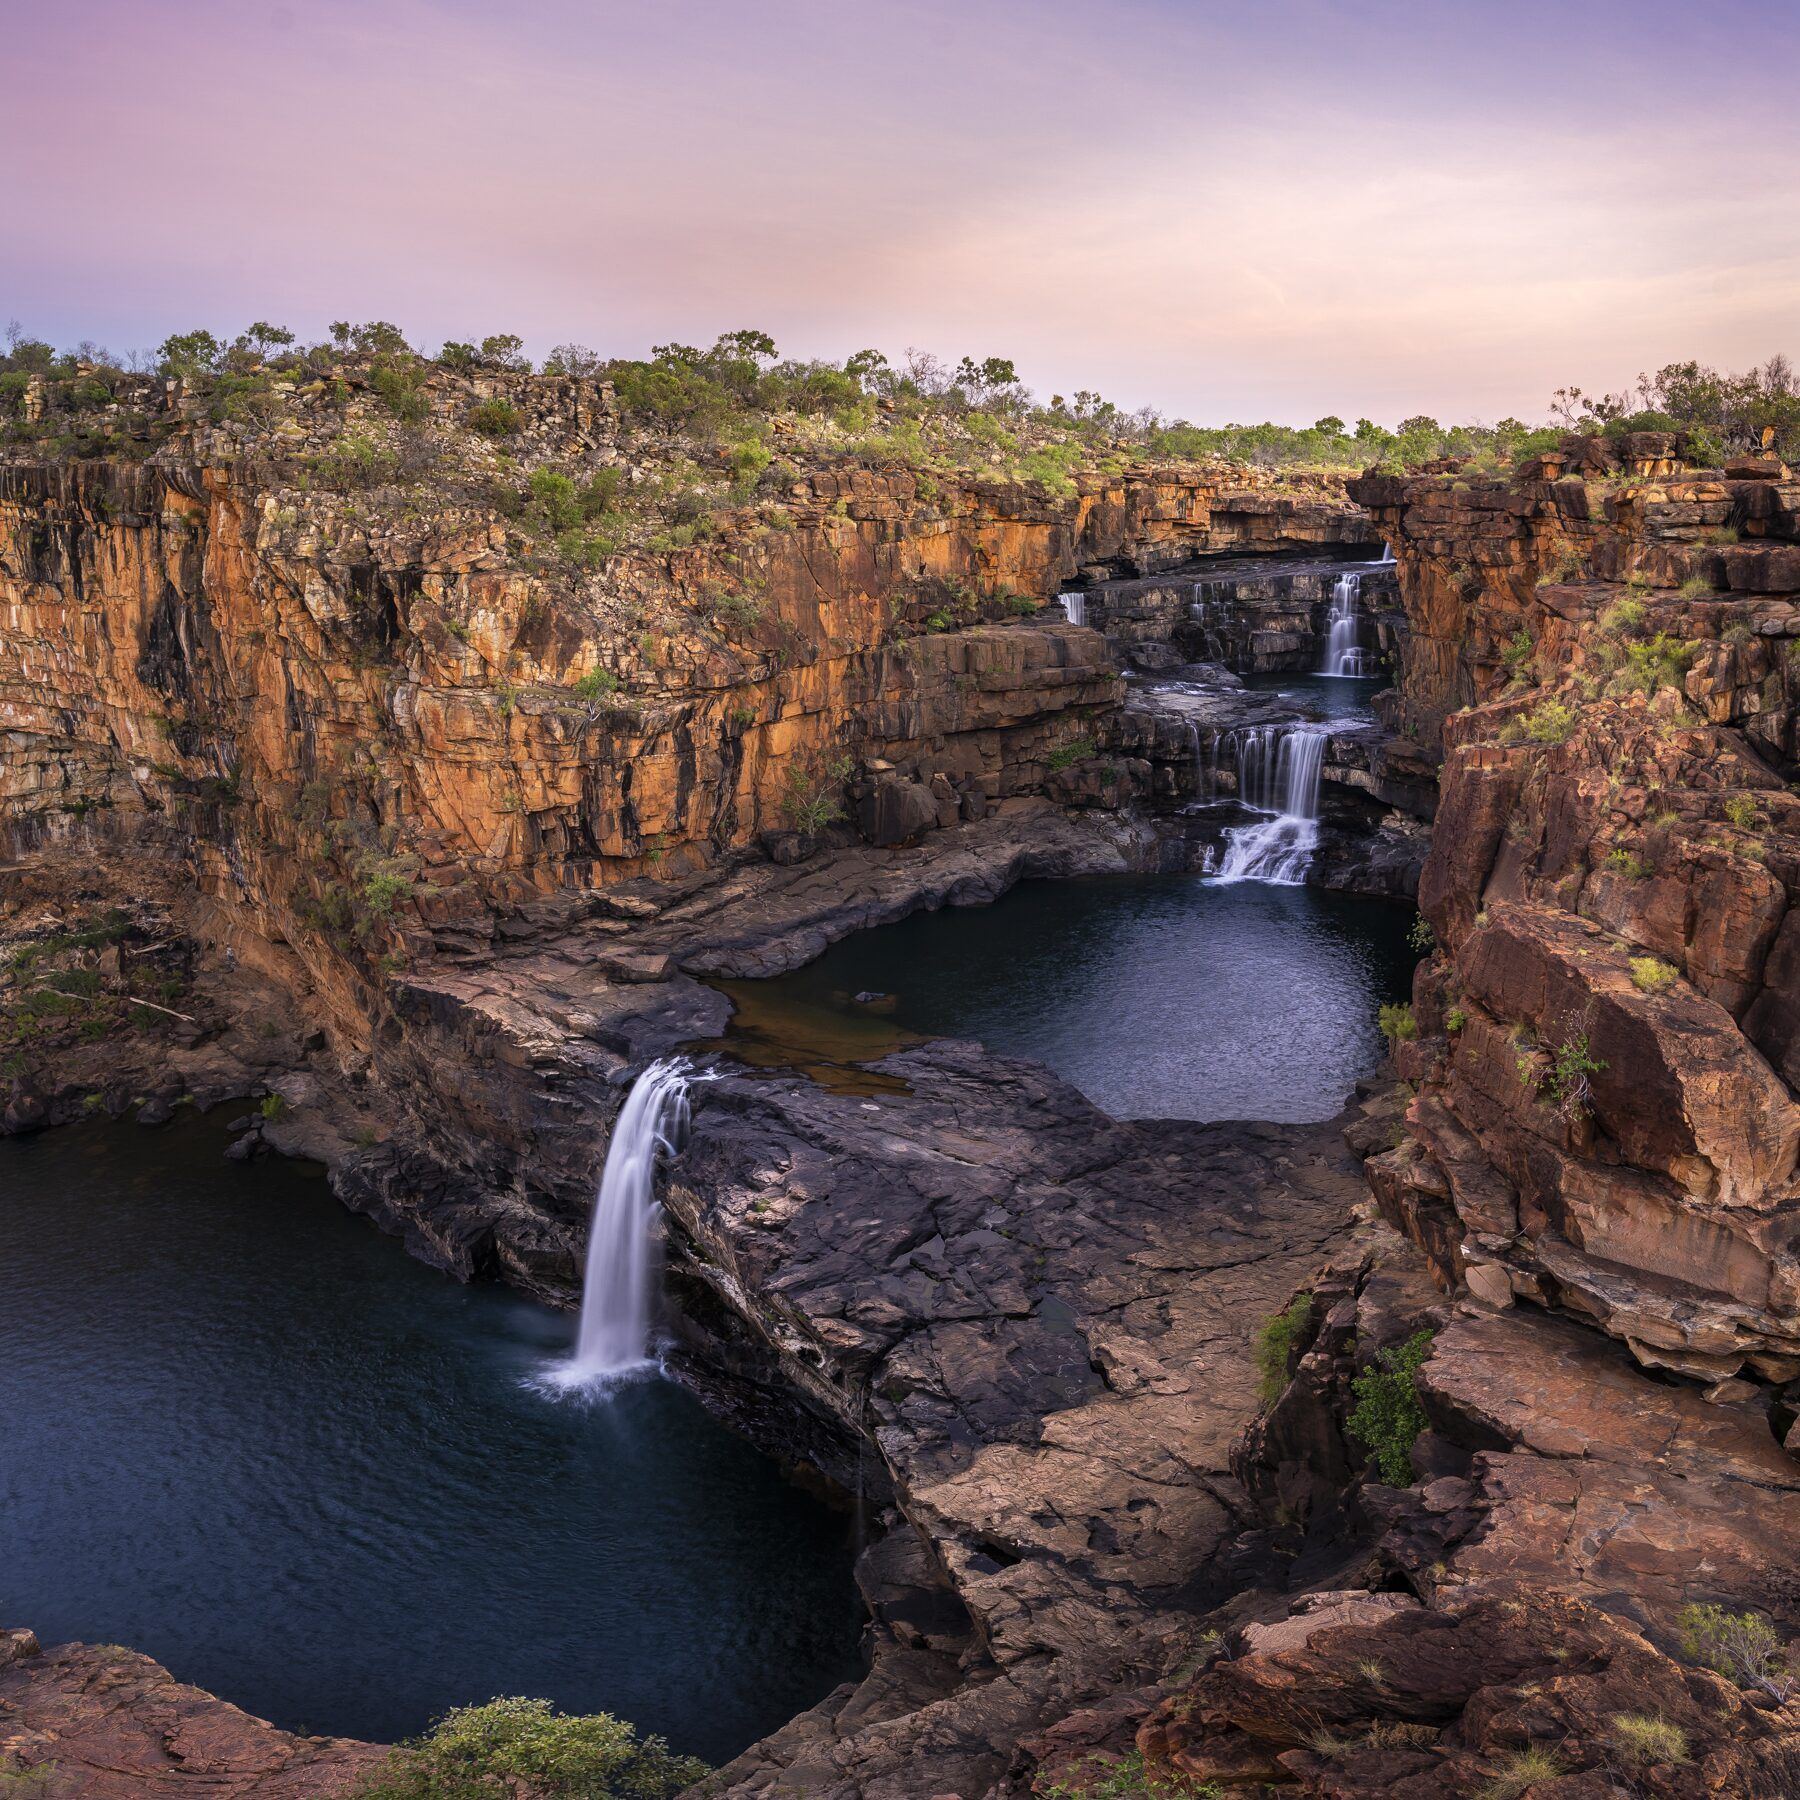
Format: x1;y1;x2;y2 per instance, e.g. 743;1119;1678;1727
7;14;1800;1791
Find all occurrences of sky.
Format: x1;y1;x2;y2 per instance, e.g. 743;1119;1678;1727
6;0;1798;425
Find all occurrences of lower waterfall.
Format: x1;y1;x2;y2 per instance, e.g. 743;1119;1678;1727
547;1056;692;1390
1211;725;1329;886
1058;590;1087;627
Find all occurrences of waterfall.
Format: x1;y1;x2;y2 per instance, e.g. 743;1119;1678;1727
546;1057;692;1391
1211;726;1330;886
1187;723;1219;802
1058;591;1087;627
1319;573;1369;677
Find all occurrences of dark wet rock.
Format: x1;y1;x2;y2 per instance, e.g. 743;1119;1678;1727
666;1044;1373;1798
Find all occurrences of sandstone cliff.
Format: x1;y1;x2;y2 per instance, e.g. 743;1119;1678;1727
1348;442;1800;1391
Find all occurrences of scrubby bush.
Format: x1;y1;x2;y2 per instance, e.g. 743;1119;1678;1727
371;357;429;424
1724;794;1759;830
1475;1747;1565;1800
570;668;621;701
1347;1330;1433;1486
779;750;854;834
467;398;521;438
1677;1603;1792;1698
1604;847;1651;879
1254;1294;1312;1403
1377;1002;1417;1044
348;1697;707;1800
1519;698;1578;744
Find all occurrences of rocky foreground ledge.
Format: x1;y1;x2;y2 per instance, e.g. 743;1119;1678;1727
0;1629;381;1797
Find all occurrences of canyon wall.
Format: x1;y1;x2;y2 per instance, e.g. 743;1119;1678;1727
1350;441;1800;1388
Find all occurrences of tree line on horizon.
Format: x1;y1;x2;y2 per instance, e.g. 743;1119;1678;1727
4;317;1795;473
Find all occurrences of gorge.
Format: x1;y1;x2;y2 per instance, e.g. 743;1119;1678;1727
4;351;1800;1800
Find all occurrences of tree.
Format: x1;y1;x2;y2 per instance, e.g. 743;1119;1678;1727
716;328;776;364
845;347;889;391
235;322;294;359
157;330;223;376
1313;415;1346;437
543;342;601;376
479;333;530;371
331;320;410;356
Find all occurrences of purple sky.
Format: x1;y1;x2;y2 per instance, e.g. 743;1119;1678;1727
8;0;1797;423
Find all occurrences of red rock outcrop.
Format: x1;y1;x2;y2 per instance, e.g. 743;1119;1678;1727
0;1629;382;1798
1349;452;1800;1383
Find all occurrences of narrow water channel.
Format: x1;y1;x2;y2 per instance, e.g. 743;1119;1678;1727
0;1111;866;1762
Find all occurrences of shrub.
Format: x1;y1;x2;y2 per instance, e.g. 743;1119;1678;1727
1519;698;1578;744
1676;1603;1792;1697
347;1697;707;1800
1347;1330;1433;1485
1499;629;1534;677
1526;1031;1604;1120
1604;847;1651;879
1608;1713;1689;1768
710;589;764;631
1615;632;1695;695
1600;595;1647;636
727;438;772;484
1407;915;1434;953
570;668;621;701
468;398;521;438
1041;1749;1218;1800
1377;1002;1417;1044
924;609;954;632
1676;575;1715;598
1254;1294;1312;1403
259;1092;286;1120
779;750;854;835
527;468;582;532
1629;956;1678;995
1446;1006;1467;1033
1724;794;1759;830
316;433;398;489
1046;736;1095;771
370;358;429;424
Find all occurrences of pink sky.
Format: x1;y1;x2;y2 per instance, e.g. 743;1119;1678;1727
8;0;1797;423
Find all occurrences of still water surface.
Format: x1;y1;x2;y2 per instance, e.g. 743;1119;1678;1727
0;1113;866;1760
718;873;1416;1122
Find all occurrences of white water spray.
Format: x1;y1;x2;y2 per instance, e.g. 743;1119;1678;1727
1058;591;1087;627
545;1057;692;1392
1211;726;1330;886
1319;573;1369;677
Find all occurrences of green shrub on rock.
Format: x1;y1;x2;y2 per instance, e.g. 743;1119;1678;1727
1254;1293;1312;1403
349;1697;708;1800
1377;1002;1416;1045
1346;1329;1433;1486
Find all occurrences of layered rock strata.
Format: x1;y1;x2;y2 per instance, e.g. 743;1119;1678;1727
1349;448;1800;1385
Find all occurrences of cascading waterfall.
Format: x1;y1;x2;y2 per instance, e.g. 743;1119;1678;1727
1319;572;1369;677
1210;725;1330;886
545;1057;692;1391
1058;591;1087;627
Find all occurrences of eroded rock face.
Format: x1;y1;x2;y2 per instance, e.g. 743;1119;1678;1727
1112;1241;1800;1799
1349;454;1800;1380
0;1631;382;1798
